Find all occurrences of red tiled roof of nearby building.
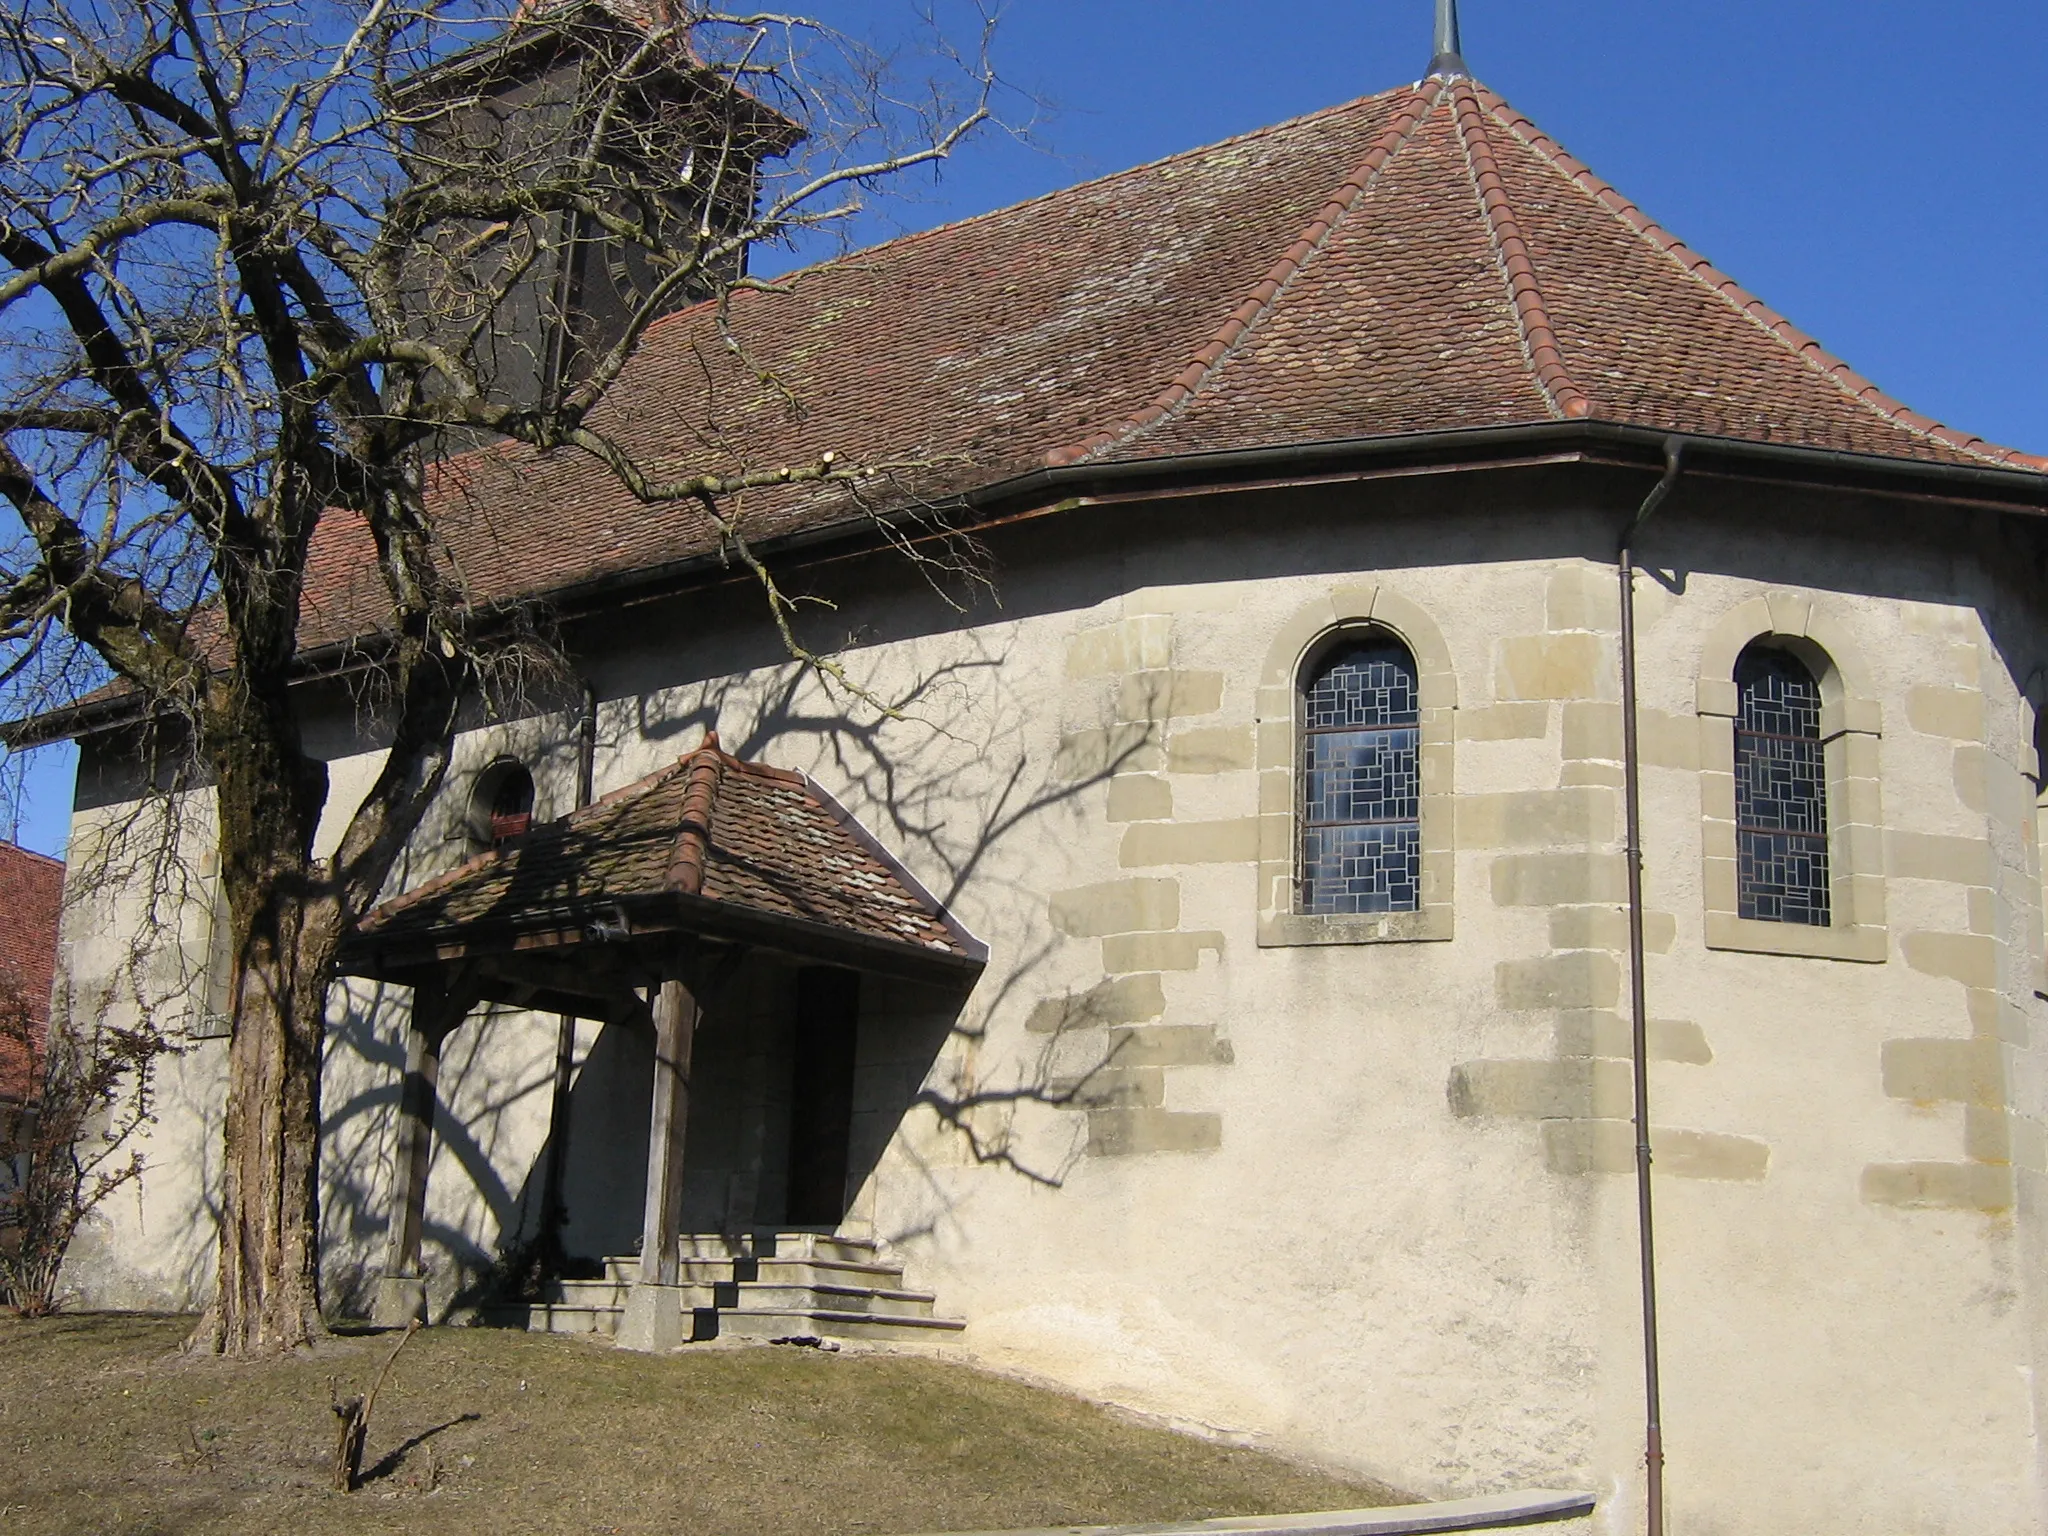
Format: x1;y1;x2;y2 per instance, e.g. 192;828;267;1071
278;71;2043;654
0;842;63;1106
353;735;977;966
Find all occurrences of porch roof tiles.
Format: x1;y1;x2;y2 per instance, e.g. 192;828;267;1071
352;736;978;971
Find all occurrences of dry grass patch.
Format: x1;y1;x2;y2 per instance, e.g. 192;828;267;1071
0;1313;1405;1535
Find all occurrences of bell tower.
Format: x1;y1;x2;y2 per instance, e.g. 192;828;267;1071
392;0;800;418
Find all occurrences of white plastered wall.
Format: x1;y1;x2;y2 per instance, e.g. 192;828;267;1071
54;480;2048;1536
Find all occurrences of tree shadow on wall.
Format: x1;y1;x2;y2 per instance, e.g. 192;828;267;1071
318;627;1164;1304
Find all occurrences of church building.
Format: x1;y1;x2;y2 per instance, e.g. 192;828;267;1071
51;6;2048;1534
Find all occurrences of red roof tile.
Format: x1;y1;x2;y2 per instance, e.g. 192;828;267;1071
76;71;2048;683
1083;80;2048;468
353;736;977;968
0;842;63;1106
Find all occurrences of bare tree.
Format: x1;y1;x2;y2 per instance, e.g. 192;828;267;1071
0;0;994;1354
0;966;171;1316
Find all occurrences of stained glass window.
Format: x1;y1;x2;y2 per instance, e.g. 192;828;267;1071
1735;646;1830;925
1300;637;1420;914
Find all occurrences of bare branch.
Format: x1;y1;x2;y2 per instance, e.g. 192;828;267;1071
0;0;1006;1355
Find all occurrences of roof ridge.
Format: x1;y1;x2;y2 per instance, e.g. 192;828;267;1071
643;86;1429;351
1042;81;1450;468
1473;84;2048;473
1450;83;1589;421
663;732;723;896
722;753;806;787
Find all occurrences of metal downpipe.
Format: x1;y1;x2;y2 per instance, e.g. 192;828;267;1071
1619;438;1683;1536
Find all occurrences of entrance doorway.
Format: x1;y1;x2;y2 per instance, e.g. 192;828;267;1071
785;966;860;1226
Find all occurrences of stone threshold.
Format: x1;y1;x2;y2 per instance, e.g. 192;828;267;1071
900;1488;1596;1536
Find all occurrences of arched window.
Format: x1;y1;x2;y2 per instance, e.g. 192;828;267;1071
1300;636;1420;914
469;759;535;848
1734;645;1829;925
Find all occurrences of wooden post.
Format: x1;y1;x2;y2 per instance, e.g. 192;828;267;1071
639;975;697;1285
535;1009;580;1270
618;972;698;1350
371;979;469;1327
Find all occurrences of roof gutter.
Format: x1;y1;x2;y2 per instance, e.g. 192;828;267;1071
968;420;2048;515
493;421;2048;635
18;420;2047;747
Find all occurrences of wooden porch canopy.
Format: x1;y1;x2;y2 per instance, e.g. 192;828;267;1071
340;733;984;1342
341;732;985;1008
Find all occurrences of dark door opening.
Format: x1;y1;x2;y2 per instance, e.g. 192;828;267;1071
784;967;860;1226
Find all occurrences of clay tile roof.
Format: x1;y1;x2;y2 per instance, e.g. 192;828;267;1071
353;735;979;969
0;842;64;1107
1071;79;2048;468
178;71;2048;660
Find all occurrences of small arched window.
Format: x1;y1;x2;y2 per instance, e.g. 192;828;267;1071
469;759;535;848
1300;635;1421;915
1734;645;1829;925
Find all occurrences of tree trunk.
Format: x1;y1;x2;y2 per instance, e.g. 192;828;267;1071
186;534;462;1356
195;873;341;1354
190;659;342;1356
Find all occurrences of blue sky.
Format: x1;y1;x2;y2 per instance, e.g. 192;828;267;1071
8;0;2043;857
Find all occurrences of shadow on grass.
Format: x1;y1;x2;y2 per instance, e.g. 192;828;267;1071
360;1411;483;1485
0;1310;191;1350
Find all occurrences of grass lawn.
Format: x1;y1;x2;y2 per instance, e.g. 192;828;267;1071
0;1313;1407;1535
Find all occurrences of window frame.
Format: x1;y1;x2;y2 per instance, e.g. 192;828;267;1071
1698;596;1886;963
1732;643;1833;926
467;757;538;850
1297;635;1425;917
1256;586;1455;947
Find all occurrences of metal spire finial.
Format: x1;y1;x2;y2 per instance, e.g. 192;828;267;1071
1428;0;1468;77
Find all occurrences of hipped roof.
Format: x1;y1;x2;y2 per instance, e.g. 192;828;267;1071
347;736;981;978
26;67;2048;752
285;71;2043;655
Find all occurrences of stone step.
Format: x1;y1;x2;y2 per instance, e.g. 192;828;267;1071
553;1273;932;1318
680;1256;909;1287
702;1306;966;1344
549;1277;694;1309
671;1230;881;1265
603;1248;900;1287
480;1301;622;1337
495;1231;959;1347
711;1280;937;1317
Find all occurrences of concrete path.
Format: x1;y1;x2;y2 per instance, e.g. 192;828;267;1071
902;1488;1597;1536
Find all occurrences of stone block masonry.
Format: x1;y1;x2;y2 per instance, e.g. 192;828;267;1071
1450;597;1767;1183
1034;611;1245;1160
1863;647;2020;1215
